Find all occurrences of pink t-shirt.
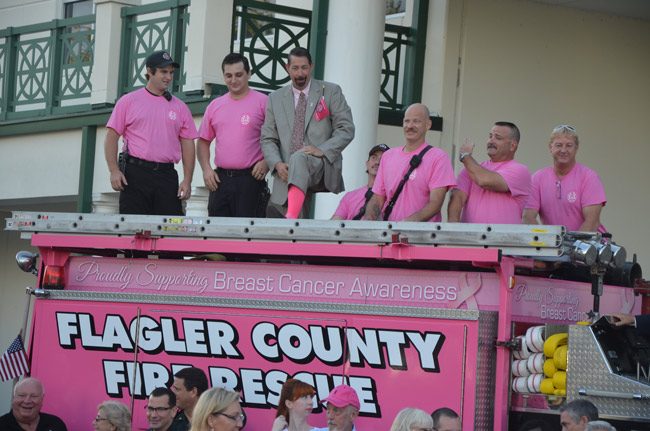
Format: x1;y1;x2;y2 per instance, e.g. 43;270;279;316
106;88;198;163
333;186;369;219
198;89;268;169
526;163;607;232
456;159;531;224
373;143;456;222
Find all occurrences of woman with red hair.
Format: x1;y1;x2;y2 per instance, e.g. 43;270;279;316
271;379;318;431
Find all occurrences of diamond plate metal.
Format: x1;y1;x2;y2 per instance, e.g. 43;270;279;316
567;325;650;422
473;311;498;430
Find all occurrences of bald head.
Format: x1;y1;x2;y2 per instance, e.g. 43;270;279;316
405;103;430;118
403;103;432;147
13;378;43;397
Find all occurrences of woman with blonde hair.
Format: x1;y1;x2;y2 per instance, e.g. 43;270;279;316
92;401;131;431
389;408;433;431
190;387;244;431
271;379;317;431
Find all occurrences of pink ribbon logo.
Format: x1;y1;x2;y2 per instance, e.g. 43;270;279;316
449;273;482;309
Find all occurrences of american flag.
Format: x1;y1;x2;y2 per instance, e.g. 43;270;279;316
0;335;29;382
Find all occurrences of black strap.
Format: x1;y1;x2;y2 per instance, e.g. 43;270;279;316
145;87;172;101
352;188;374;220
382;145;433;221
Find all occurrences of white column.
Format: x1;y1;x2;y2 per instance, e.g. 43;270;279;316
183;0;233;94
313;0;385;219
185;187;210;217
92;192;119;214
90;0;140;105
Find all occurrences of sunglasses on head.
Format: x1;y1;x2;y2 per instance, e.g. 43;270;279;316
552;124;576;133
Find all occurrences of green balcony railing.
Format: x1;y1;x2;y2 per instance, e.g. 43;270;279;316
118;0;189;96
0;0;436;130
380;1;440;130
381;23;410;112
229;0;430;127
231;0;312;91
0;15;94;120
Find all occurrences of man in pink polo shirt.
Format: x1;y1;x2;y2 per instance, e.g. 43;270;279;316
104;50;197;215
523;125;606;232
448;122;531;224
363;103;456;222
331;144;388;220
197;53;269;217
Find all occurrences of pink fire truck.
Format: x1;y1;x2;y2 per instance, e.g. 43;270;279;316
5;212;650;430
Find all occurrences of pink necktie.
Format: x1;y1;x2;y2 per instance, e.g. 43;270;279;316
290;92;307;153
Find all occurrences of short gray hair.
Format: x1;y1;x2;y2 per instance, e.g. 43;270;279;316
13;377;44;397
560;399;598;423
494;121;521;143
98;401;131;431
586;421;616;431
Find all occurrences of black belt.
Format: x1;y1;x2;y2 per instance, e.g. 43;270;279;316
127;155;174;170
217;167;253;177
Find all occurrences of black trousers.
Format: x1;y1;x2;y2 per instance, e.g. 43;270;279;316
120;163;183;215
208;169;267;217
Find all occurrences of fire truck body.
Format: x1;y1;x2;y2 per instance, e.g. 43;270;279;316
5;212;647;430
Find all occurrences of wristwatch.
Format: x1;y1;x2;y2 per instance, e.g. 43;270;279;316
459;152;471;162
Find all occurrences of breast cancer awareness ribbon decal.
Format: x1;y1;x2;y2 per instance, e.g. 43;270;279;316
448;273;482;310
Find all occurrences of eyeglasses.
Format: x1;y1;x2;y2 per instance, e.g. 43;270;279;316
213;412;246;423
556;180;562;200
145;405;173;414
93;416;110;423
552;124;576;133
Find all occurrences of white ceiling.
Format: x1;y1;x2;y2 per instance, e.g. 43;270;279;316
532;0;650;21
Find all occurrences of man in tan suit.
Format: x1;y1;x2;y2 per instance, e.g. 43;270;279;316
261;47;355;218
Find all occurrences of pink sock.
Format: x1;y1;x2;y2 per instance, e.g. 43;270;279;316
285;186;306;219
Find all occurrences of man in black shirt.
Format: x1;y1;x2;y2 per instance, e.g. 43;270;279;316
0;377;67;431
147;387;187;431
170;367;209;430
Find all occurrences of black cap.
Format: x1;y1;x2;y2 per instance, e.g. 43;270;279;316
368;144;389;159
145;50;180;69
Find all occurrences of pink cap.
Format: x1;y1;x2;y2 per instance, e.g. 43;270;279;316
323;385;360;409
